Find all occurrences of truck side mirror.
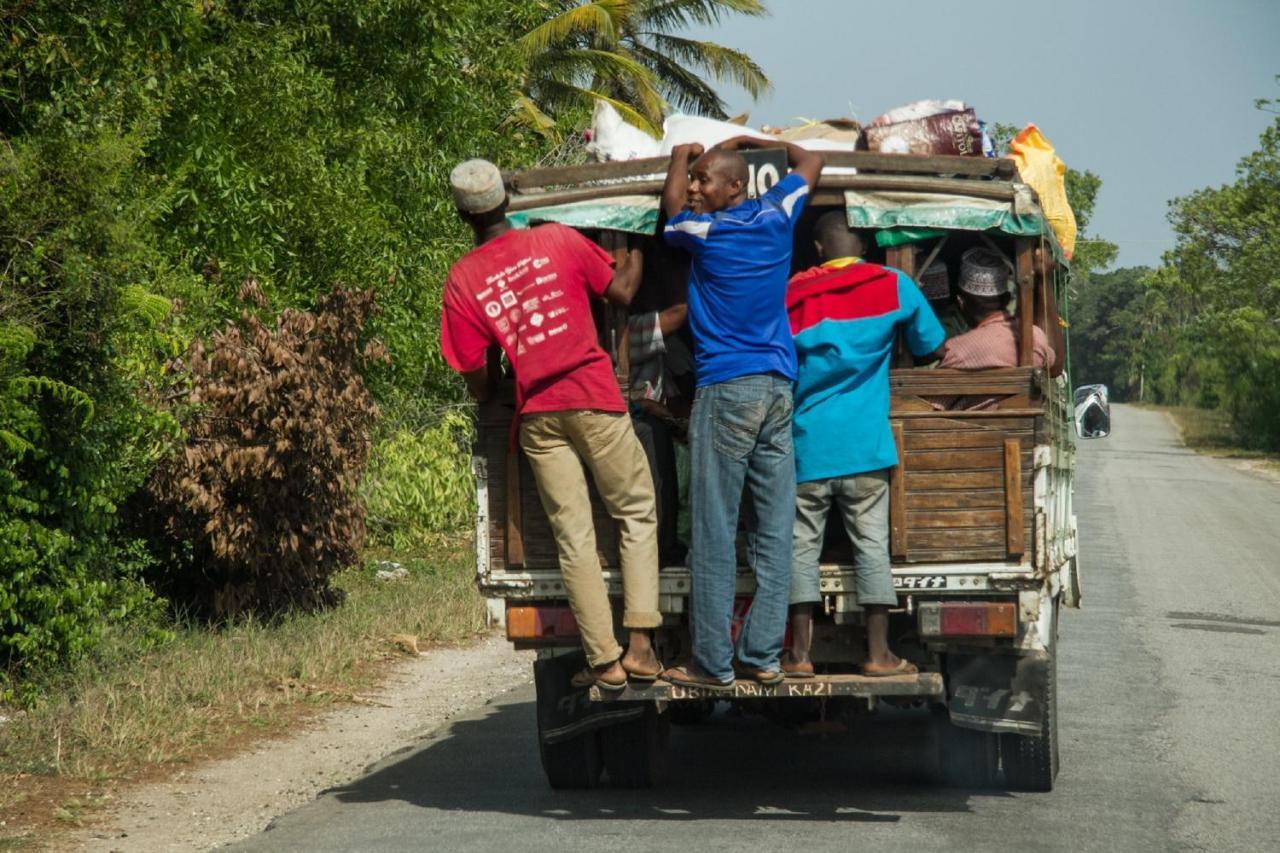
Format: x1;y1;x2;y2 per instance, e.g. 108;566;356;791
1073;384;1111;439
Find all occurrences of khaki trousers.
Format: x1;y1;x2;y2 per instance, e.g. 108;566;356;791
519;410;661;666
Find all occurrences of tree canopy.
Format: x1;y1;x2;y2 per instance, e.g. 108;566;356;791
1066;81;1280;450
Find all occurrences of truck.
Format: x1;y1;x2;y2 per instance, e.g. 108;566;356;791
470;148;1112;792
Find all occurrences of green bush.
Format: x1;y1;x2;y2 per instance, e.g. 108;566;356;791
363;410;477;550
0;0;552;678
0;131;176;695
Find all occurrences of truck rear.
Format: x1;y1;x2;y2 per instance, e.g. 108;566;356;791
473;150;1100;791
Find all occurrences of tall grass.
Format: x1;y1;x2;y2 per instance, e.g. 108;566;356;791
0;547;483;788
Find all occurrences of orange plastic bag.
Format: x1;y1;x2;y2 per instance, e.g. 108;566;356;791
1008;124;1077;259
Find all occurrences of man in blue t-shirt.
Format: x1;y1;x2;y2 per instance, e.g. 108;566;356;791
781;212;945;679
659;136;824;691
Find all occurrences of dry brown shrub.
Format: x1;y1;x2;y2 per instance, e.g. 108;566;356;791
147;280;388;618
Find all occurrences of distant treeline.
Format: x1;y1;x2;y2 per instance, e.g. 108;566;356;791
1069;95;1280;451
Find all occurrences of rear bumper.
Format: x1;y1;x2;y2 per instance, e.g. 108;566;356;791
588;672;944;703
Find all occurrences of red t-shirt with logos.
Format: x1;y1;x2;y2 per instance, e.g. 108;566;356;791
440;223;625;415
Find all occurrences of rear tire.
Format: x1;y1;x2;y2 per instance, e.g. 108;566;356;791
933;707;1000;788
534;651;604;789
539;730;604;790
1001;639;1059;791
600;705;670;787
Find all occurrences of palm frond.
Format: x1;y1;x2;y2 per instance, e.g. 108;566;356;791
597;46;668;124
644;33;771;99
529;46;661;92
630;42;727;116
639;0;767;31
518;2;622;56
506;95;560;136
533;79;663;136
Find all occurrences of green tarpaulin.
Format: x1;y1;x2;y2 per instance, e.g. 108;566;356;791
507;184;1067;264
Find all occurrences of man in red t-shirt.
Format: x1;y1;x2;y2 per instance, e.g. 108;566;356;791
440;159;661;692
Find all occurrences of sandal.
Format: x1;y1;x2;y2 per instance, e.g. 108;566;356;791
621;657;664;683
733;664;785;687
861;658;919;678
661;664;735;693
780;654;815;679
570;665;627;693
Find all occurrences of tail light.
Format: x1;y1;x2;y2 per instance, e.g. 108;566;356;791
918;602;1017;638
507;605;579;641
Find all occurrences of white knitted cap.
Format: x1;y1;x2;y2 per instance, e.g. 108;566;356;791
959;248;1010;297
450;159;506;214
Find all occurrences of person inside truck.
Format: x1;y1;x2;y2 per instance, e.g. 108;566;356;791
781;212;946;679
939;247;1061;374
439;158;664;693
627;267;693;567
919;260;968;339
930;247;1064;410
657;135;824;692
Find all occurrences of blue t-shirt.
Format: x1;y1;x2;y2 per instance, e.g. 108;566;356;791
662;172;810;386
787;260;945;483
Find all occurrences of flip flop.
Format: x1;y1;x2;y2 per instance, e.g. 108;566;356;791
861;658;919;678
571;666;627;693
733;665;785;687
661;664;735;694
781;657;815;679
622;659;665;683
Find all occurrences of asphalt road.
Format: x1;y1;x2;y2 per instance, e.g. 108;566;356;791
228;404;1280;852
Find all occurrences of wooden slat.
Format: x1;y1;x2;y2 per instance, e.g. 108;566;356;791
1016;238;1035;367
908;528;1005;550
906;469;1004;491
505;449;525;567
886;245;915;280
905;416;1037;432
1004;438;1025;556
903;448;1003;471
891;366;1038;387
905;547;1008;563
890;421;907;559
896;408;1045;419
907;489;1007;510
908;509;1007;529
904;430;1009;450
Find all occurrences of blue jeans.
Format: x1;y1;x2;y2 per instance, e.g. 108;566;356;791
688;374;795;681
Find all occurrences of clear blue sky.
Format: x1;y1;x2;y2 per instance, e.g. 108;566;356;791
687;0;1278;268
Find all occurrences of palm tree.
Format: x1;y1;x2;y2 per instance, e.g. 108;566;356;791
516;0;771;137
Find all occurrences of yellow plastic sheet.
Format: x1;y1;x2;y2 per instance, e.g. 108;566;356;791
1008;124;1077;259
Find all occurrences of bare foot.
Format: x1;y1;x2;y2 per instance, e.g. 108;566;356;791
570;658;628;688
621;647;662;678
780;650;814;677
862;654;918;676
597;659;627;682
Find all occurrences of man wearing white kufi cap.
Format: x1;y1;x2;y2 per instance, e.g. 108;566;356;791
439;158;662;692
939;248;1059;372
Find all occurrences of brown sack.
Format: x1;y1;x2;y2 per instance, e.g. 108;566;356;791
863;109;982;157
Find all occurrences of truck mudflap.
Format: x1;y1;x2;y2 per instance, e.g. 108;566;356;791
589;672;944;703
945;650;1049;735
534;652;644;745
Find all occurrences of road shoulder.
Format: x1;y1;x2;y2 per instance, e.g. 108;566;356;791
65;634;532;853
